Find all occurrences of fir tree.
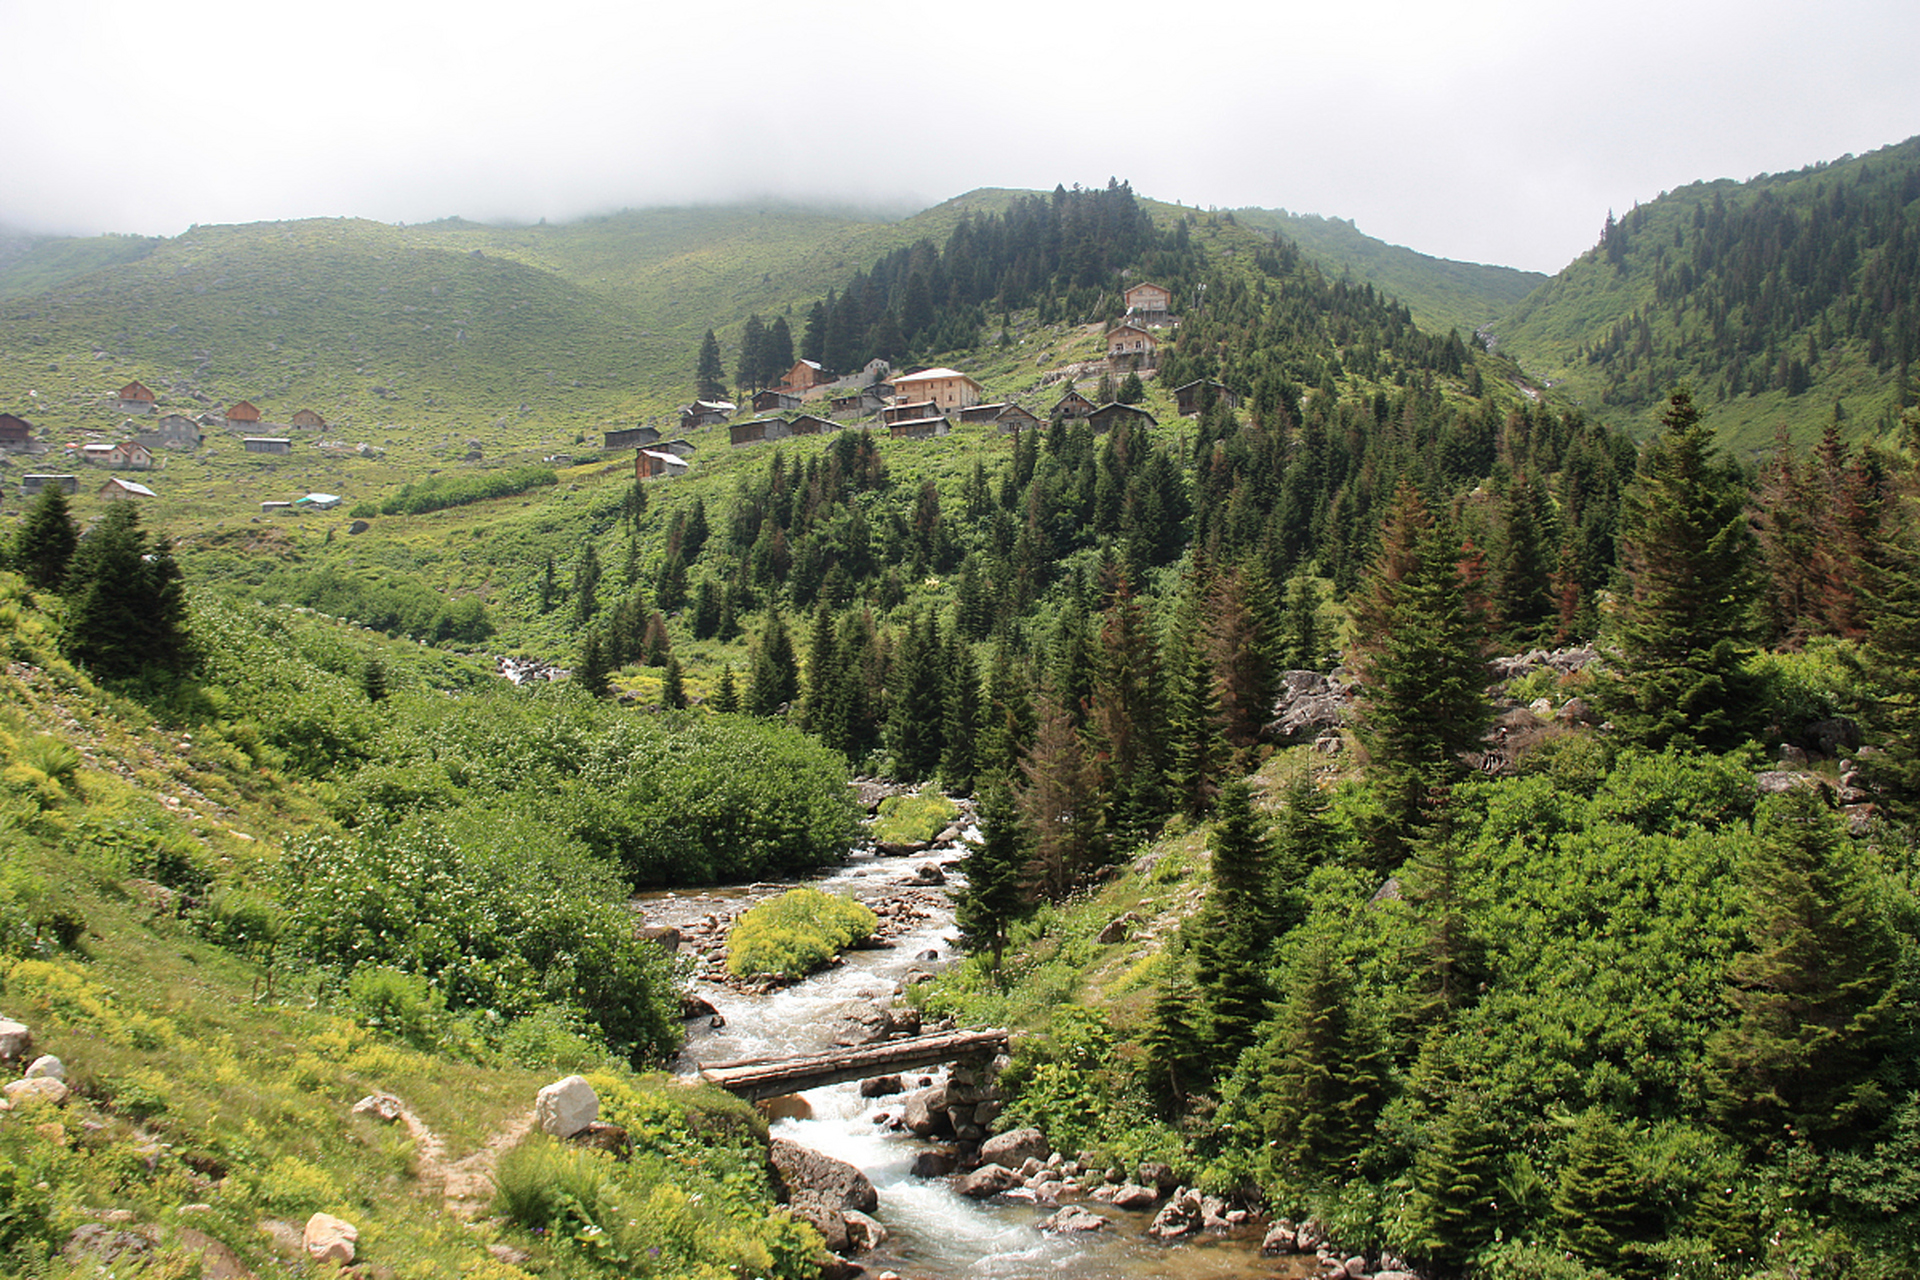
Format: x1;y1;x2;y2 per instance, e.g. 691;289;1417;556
1193;778;1275;1065
1709;789;1900;1144
1086;574;1167;842
572;542;603;626
713;663;740;714
1553;1109;1657;1280
16;484;78;592
1601;387;1759;751
1142;942;1208;1112
61;502;190;681
1406;1090;1504;1273
954;783;1027;973
575;628;611;699
745;607;799;717
696;329;727;401
1018;680;1102;901
660;655;686;710
1257;933;1387;1175
938;627;982;793
362;655;389;703
537;554;558;614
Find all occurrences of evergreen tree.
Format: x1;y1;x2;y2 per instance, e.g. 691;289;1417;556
362;655;389;703
1554;1109;1657;1280
696;329;727;401
1490;472;1556;645
745;607;799;717
736;314;767;391
1865;408;1920;813
1116;370;1145;404
1602;387;1759;751
713;663;740;714
61;502;190;680
1018;680;1102;901
885;611;946;780
660;655;686;710
954;783;1027;972
572;542;602;626
1086;575;1167;841
575;628;611;698
1164;592;1228;818
1193;779;1275;1064
537;554;558;614
641;612;671;667
1709;789;1901;1144
1142;941;1208;1112
938;627;982;793
1256;933;1387;1176
1406;1090;1504;1273
16;484;78;592
1349;482;1489;846
766;316;795;383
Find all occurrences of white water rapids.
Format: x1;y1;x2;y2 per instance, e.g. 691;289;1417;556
640;841;1305;1280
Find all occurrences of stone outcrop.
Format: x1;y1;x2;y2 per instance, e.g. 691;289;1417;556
1039;1205;1109;1233
5;1077;70;1107
770;1138;879;1214
979;1127;1048;1169
953;1163;1024;1198
1261;670;1350;744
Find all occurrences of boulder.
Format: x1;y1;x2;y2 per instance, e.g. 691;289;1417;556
534;1074;599;1139
1148;1189;1203;1240
1805;717;1862;756
0;1017;29;1062
1136;1160;1175;1191
979;1126;1048;1169
1756;770;1827;797
1262;1219;1299;1255
900;1085;950;1137
350;1093;404;1123
909;1150;957;1179
5;1077;69;1107
640;926;682;952
843;1209;888;1252
302;1213;358;1264
1039;1205;1109;1233
175;1227;253;1280
25;1054;64;1081
1342;1256;1369;1279
569;1121;632;1158
771;1138;879;1213
1111;1183;1159;1210
953;1163;1023;1198
859;1074;904;1098
1262;670;1348;744
1096;914;1137;944
906;864;947;886
787;1198;849;1253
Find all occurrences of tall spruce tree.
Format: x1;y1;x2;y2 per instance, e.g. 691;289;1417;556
1018;680;1102;901
1193;778;1275;1065
60;502;190;680
696;329;727;401
954;783;1027;973
16;484;78;592
1602;387;1759;751
1256;933;1387;1176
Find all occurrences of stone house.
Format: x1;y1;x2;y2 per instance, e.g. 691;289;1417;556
290;409;327;429
107;441;155;470
830;388;887;419
137;414;202;450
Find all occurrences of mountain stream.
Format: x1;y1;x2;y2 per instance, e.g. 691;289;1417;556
641;840;1316;1280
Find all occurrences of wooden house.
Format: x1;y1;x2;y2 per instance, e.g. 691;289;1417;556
787;414;834;436
636;448;689;479
290;409;326;429
99;477;155;500
995;404;1042;435
117;381;157;413
137;414;202;450
653;438;697;458
1173;379;1242;417
958;402;1009;425
1087;402;1157;435
296;493;342;510
882;400;940;426
605;426;662;450
753;389;802;414
887;416;950;441
890;368;983;413
680;400;736;432
242;437;292;455
1124;281;1173;318
729;418;791;448
1105;322;1157;370
261;501;294;515
76;443;116;465
22;474;78;496
1050;388;1096;421
776;360;828;393
0;413;33;450
830;388;886;419
226;400;263;425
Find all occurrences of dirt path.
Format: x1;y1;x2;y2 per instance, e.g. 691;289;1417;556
357;1093;534;1217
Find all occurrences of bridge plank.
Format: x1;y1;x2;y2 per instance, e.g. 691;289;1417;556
699;1028;1009;1102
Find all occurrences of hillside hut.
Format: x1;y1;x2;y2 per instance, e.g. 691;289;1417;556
138;414;202;450
1105;322;1157;371
958;402;1009;425
290;409;327;429
1087;403;1157;435
636;448;689;479
0;413;33;450
22;474;79;496
753;389;802;414
653;438;696;458
117;381;157;413
882;400;939;426
787;414;834;436
242;437;292;455
830;388;886;419
680;401;735;432
729;418;791;448
99;477;155;500
1123;281;1173;318
887;415;950;441
1050;388;1096;421
605;426;661;450
226;401;263;426
995;404;1042;435
777;360;828;393
1173;379;1242;417
889;368;983;414
107;441;155;470
261;501;294;514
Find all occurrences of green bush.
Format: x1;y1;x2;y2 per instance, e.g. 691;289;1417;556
378;464;557;516
346;965;448;1049
872;786;959;845
726;888;876;980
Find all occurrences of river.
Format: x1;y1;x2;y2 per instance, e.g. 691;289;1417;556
640;840;1318;1280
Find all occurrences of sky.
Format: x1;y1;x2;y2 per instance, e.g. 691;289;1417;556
2;0;1915;275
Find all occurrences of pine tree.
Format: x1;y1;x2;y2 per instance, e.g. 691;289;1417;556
1554;1109;1657;1280
954;783;1027;972
1018;680;1102;901
885;611;946;780
537;554;558;614
1349;482;1489;846
1086;575;1167;842
660;655;686;710
1602;387;1759;751
575;628;611;699
1193;778;1275;1064
736;314;767;391
1142;942;1208;1112
1164;591;1228;818
1257;933;1387;1175
362;655;389;703
1865;408;1920;812
61;502;190;680
938;628;982;793
16;484;78;592
696;329;726;402
1709;788;1900;1144
713;663;740;714
572;543;602;626
745;607;799;717
1406;1090;1504;1272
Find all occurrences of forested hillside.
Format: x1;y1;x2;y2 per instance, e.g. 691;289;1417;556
1495;135;1920;452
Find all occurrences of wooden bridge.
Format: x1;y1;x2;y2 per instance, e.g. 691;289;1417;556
698;1028;1010;1102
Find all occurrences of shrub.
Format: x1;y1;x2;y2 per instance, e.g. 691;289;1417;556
872;786;959;845
345;965;448;1049
726;888;876;981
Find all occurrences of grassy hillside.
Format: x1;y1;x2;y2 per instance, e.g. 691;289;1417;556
1224;207;1547;337
1492;136;1920;454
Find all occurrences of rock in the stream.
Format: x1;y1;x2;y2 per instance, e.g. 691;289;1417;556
978;1127;1048;1168
771;1138;880;1213
1039;1205;1110;1233
953;1164;1024;1198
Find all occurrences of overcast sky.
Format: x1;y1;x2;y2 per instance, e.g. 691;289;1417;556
2;0;1914;274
